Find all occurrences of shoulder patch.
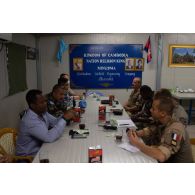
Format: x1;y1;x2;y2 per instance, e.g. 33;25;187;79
171;132;182;146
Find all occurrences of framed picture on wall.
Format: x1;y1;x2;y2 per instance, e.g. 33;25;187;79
125;58;135;71
169;45;195;67
135;58;144;71
26;47;37;60
73;58;83;71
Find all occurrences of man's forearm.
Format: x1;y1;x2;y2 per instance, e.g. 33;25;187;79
136;142;166;162
124;105;137;112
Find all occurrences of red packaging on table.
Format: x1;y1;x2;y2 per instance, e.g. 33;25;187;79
99;105;106;121
88;145;102;163
109;95;115;106
73;107;81;122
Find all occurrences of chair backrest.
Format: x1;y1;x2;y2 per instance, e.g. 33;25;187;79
190;138;195;162
0;128;17;156
19;109;27;119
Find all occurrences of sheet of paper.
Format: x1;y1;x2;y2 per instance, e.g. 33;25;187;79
118;142;140;153
116;119;137;129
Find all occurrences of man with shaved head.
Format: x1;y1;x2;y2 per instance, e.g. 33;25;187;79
123;77;142;116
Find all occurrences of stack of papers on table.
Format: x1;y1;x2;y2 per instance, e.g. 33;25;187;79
118;137;144;153
118;142;140;153
110;119;137;129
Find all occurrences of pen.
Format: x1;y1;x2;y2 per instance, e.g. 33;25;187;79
119;124;129;126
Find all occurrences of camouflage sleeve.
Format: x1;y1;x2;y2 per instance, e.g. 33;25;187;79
142;124;164;146
127;92;133;106
135;95;143;111
143;127;151;136
158;127;184;160
47;100;64;118
63;94;72;109
172;105;188;127
179;117;188;127
143;123;158;137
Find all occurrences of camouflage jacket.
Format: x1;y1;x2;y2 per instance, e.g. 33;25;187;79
46;93;67;118
143;119;193;163
127;89;143;111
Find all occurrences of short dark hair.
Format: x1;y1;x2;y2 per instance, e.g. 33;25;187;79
140;85;153;99
52;84;64;93
154;96;175;116
60;73;69;79
60;73;65;79
154;88;172;99
58;77;69;86
26;89;42;107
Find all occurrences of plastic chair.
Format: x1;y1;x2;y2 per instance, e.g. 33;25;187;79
19;109;27;119
190;138;195;162
0;128;33;163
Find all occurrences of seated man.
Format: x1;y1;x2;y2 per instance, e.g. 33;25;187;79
154;88;188;126
16;89;75;157
46;84;72;118
58;77;73;109
123;77;143;115
131;85;154;128
128;96;193;163
59;73;76;96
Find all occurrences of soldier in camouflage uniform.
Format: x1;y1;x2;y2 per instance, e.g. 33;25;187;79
123;77;143;116
58;77;73;109
59;73;76;96
172;101;188;127
128;96;193;163
46;84;69;118
154;88;188;126
131;85;154;129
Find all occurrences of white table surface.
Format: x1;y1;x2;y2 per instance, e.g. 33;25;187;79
172;92;195;100
33;96;157;163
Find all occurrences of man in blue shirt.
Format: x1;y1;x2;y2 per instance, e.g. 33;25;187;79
16;89;75;157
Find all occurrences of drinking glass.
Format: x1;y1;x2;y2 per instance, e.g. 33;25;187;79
39;150;49;163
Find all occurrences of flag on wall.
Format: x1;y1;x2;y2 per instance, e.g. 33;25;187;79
56;39;68;63
144;36;152;63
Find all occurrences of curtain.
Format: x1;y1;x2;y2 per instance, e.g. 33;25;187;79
0;43;9;99
7;43;27;95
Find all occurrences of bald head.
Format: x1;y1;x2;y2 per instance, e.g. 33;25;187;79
132;77;141;90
